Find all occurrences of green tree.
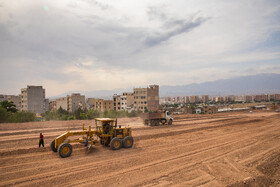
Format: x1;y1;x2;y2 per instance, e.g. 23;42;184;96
0;107;8;122
0;101;18;113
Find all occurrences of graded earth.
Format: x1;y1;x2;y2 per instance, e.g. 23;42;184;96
0;111;280;186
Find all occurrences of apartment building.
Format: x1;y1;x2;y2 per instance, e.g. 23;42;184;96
182;96;189;104
123;92;134;111
245;95;253;103
202;95;209;103
133;85;159;112
147;85;159;111
254;94;269;102
270;94;280;101
55;93;86;113
104;100;114;111
235;95;245;102
0;95;21;110
49;100;57;111
113;94;121;111
56;97;68;111
174;96;181;103
68;93;86;113
215;96;224;103
189;96;199;103
20;85;48;114
133;87;147;112
87;98;113;112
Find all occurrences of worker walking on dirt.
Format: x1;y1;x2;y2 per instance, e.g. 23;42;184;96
39;133;44;147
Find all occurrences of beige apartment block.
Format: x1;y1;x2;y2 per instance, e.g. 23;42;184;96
122;92;134;111
245;95;253;103
0;95;21;110
113;95;121;111
147;85;159;111
118;92;134;111
49;100;57;111
56;97;68;111
55;93;86;113
190;96;199;103
254;94;269;102
68;93;86;113
20;85;48;114
104;100;114;111
87;98;113;112
202;95;209;103
269;94;280;101
182;96;190;103
133;85;159;112
133;87;148;112
215;96;224;103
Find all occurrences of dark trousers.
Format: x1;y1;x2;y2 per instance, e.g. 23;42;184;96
39;139;44;147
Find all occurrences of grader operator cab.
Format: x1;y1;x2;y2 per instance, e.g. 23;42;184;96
50;118;134;158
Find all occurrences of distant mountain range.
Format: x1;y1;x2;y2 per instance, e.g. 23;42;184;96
50;73;280;99
160;73;280;97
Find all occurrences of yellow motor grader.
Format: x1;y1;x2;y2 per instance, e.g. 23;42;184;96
50;118;133;158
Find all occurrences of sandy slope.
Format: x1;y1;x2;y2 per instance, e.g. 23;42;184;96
0;112;279;186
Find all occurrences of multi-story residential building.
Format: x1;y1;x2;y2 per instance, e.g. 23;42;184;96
174;96;181;103
215;96;224;103
113;94;121;111
56;97;68;111
165;97;172;104
189;96;199;103
245;95;253;103
254;94;269;102
235;95;245;102
182;96;189;104
20;85;48;114
270;94;280;101
0;95;21;110
133;85;159;112
87;98;113;112
123;93;134;110
202;95;209;103
68;93;86;113
133;87;148;112
49;100;57;111
55;93;85;113
120;95;127;111
147;85;159;111
103;100;114;111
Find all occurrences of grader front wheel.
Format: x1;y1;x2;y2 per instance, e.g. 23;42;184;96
50;139;57;152
58;143;72;158
110;137;122;150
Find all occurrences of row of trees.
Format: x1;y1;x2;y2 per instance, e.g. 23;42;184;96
0;101;36;123
42;107;142;121
0;101;143;123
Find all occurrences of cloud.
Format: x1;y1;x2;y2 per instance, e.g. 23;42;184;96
0;0;280;97
145;7;208;46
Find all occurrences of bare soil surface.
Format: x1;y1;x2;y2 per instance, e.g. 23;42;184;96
0;111;280;186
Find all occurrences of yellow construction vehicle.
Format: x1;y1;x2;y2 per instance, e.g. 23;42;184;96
50;118;133;158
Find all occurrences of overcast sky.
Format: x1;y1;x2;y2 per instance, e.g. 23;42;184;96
0;0;280;97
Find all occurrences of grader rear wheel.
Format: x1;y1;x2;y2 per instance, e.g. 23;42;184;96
50;139;57;152
110;137;122;150
123;136;134;148
58;143;72;158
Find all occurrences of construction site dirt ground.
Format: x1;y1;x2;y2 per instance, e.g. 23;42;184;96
0;111;280;186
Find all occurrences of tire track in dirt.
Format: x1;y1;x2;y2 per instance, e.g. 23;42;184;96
0;117;263;156
1;117;278;187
